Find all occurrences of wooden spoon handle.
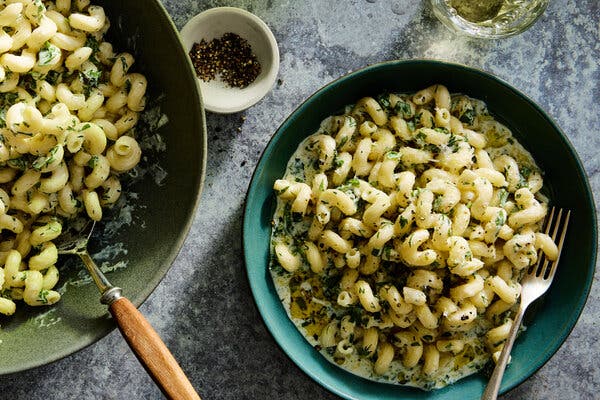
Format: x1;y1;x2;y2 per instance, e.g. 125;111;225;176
109;297;201;400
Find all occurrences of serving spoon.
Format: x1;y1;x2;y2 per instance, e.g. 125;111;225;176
56;220;201;400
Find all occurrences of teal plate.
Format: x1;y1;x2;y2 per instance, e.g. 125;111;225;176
243;60;596;399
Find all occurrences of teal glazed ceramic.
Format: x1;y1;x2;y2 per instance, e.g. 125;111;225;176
0;0;206;374
243;60;596;399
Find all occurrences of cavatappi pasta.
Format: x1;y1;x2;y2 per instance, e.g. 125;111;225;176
0;0;146;316
269;85;558;389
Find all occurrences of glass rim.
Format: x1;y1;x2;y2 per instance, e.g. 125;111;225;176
430;0;550;39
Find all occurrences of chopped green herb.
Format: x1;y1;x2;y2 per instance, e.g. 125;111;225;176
38;289;50;304
520;165;533;180
0;92;18;107
45;70;61;85
386;151;400;160
394;100;412;118
414;131;427;143
447;134;460;152
459;108;476;125
495;213;506;227
398;216;408;228
32;146;60;171
424;143;440;154
432;195;443;212
498;189;509;206
333;157;344;169
79;68;102;96
38;42;61;66
7;157;28;170
337;135;349;149
375;93;391;111
87;155;99;168
84;35;100;64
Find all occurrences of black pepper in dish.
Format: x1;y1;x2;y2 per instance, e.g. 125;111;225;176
189;32;262;88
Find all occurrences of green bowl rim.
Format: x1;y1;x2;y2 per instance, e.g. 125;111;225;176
2;0;207;376
242;59;597;398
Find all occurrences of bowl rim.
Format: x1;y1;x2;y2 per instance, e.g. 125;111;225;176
242;59;597;399
179;6;280;114
0;0;207;376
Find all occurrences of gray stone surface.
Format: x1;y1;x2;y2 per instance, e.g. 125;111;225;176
1;0;599;399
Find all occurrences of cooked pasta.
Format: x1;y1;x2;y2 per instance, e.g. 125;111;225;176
269;85;558;389
0;0;146;314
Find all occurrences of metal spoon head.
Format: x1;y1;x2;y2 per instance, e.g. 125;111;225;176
55;218;96;255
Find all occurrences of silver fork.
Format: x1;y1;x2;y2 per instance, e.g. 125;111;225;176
481;207;571;400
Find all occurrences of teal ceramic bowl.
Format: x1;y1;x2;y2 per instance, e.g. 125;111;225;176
0;0;206;374
243;60;596;399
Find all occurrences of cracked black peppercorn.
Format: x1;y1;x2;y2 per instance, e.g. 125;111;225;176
189;32;261;88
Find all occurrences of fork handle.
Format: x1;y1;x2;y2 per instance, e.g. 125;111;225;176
109;297;202;400
481;302;526;400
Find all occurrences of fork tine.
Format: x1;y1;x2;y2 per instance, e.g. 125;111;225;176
539;258;551;279
533;207;556;277
545;209;571;280
545;206;556;235
550;208;562;241
540;208;561;278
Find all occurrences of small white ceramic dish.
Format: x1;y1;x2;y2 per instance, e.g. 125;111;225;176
180;7;280;114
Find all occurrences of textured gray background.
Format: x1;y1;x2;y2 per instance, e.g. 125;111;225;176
1;0;599;399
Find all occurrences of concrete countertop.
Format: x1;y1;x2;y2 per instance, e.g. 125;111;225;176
2;1;598;399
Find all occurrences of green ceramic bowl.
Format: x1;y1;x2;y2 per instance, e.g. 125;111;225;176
243;60;596;399
0;0;206;374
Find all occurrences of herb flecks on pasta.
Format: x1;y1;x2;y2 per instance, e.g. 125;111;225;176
269;84;557;389
0;0;146;316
